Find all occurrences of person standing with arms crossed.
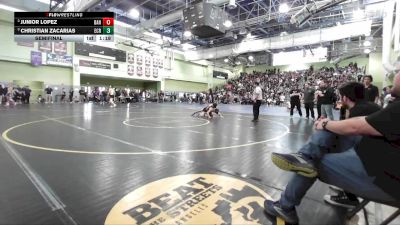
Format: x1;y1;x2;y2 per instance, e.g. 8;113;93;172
252;81;263;122
289;88;302;117
316;79;335;120
303;83;315;120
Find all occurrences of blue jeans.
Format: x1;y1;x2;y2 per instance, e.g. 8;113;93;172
280;131;395;209
321;104;334;120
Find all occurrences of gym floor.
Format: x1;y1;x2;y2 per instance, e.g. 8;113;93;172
0;103;388;225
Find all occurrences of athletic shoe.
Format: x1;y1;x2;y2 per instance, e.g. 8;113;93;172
271;152;318;177
329;185;343;192
324;192;359;209
264;200;299;224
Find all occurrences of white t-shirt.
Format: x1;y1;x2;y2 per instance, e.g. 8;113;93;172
253;86;263;100
109;88;115;95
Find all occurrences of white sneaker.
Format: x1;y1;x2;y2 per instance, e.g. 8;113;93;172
329;185;343;192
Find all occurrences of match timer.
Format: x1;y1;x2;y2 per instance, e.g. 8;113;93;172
14;12;115;42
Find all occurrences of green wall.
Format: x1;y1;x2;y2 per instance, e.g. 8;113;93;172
0;61;73;85
368;53;384;89
0;20;73;63
144;82;160;92
80;76;146;88
164;79;207;92
0;20;73;85
172;59;208;82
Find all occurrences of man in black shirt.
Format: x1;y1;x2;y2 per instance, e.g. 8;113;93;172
363;75;379;103
303;83;315;120
289;88;302;117
264;73;399;224
323;82;381;207
0;84;4;104
316;79;335;120
24;86;31;104
44;85;53;104
69;88;74;103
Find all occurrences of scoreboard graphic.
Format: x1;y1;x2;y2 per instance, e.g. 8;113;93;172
14;12;114;42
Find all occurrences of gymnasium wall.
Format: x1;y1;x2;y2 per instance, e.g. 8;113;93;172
0;60;73;85
80;76;146;89
0;20;73;85
164;79;208;92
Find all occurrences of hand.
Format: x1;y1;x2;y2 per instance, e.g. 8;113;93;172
314;118;329;130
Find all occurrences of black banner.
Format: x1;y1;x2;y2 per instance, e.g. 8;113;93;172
14;12;114;18
79;60;111;69
75;43;126;62
213;71;228;79
15;18;108;26
14;26;106;35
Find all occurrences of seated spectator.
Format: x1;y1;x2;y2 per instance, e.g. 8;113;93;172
383;85;396;108
264;72;400;224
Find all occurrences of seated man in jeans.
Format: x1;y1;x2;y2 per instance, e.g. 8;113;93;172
264;72;400;224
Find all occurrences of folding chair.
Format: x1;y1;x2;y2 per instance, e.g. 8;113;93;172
347;199;400;225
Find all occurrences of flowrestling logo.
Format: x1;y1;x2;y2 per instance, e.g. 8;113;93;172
105;174;271;225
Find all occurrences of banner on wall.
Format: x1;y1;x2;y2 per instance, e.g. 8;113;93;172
136;66;143;76
145;56;151;66
153;68;158;78
17;42;34;47
31;51;42;66
53;42;67;55
136;55;143;65
145;67;151;77
152;58;158;67
79;60;111;69
38;42;52;53
127;65;134;76
127;53;134;64
47;53;73;67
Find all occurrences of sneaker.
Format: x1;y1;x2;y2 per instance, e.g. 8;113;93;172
329;185;343;192
271;152;318;177
324;192;359;209
264;200;299;224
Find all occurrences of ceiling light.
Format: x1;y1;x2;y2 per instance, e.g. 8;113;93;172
248;55;254;61
0;4;25;11
363;40;371;47
115;20;131;28
353;9;364;19
224;58;229;63
184;30;192;38
279;3;289;13
364;48;371;54
223;20;232;28
129;8;140;19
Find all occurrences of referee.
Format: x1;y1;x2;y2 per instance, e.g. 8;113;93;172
252;81;263;122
